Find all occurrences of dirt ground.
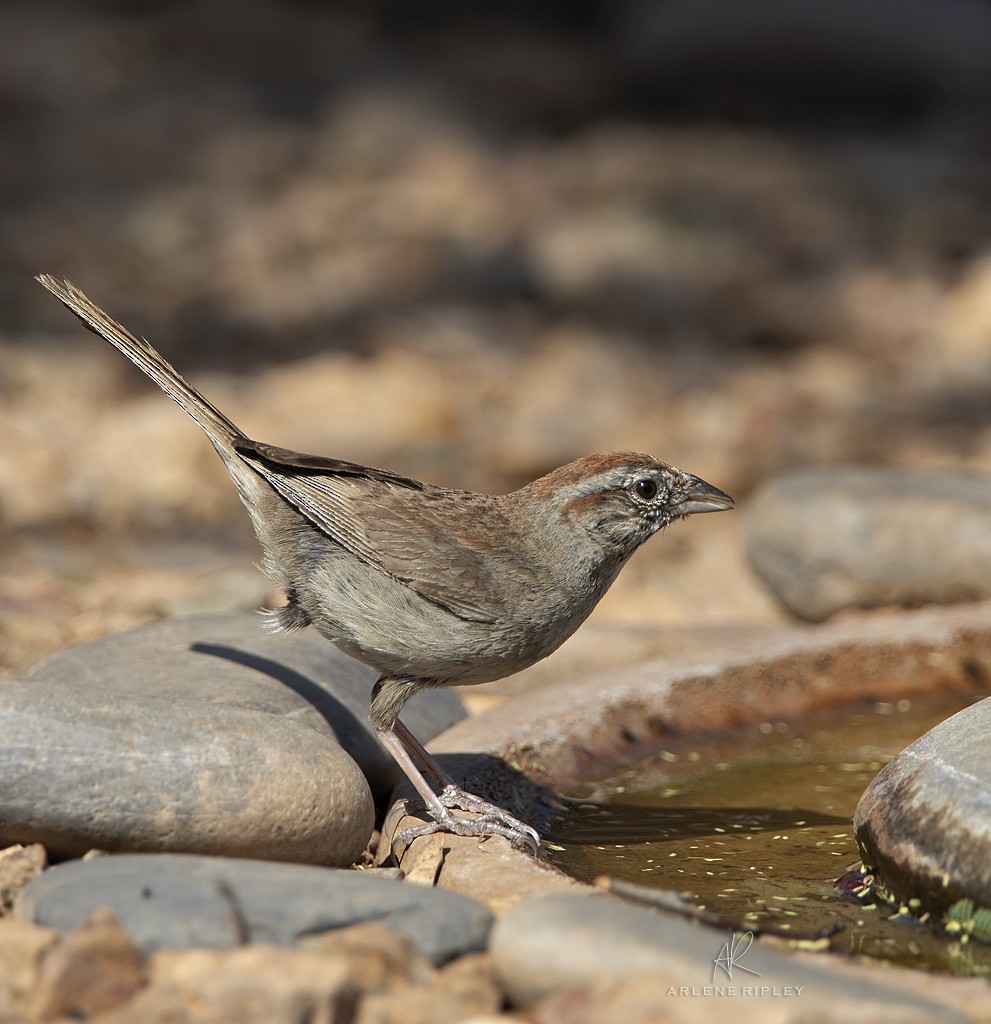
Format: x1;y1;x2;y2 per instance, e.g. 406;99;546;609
3;0;991;676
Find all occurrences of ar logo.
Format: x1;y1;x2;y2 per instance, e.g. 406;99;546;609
712;931;761;982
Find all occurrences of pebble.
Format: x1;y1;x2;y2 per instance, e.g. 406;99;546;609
16;853;494;965
0;844;46;913
103;944;358;1024
855;696;991;911
2;613;466;865
490;892;964;1020
744;466;991;621
0;906;499;1024
5;908;145;1021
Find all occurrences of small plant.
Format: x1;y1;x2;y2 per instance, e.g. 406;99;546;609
942;899;991;944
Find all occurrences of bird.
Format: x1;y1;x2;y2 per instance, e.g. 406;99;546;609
37;275;734;852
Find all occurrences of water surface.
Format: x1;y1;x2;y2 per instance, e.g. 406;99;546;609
546;692;991;975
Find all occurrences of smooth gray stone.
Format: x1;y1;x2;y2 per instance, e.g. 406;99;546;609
0;671;373;865
744;467;991;621
2;613;466;864
490;893;964;1019
19;612;467;797
16;853;493;965
855;696;991;910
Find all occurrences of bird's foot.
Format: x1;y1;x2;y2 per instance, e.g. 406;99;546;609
395;797;540;855
437;783;540;849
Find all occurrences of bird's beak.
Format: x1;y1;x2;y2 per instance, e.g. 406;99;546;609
672;475;735;515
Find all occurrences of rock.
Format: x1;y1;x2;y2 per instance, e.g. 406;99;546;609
744;467;991;621
379;784;586;916
18;611;467;797
300;921;434;990
855;696;991;912
98;944;358;1024
16;853;494;965
26;908;145;1021
0;909;144;1021
357;952;502;1024
0;669;372;866
2;613;466;864
429;603;991;789
531;973;958;1024
428;953;503;1020
98;933;500;1024
0;917;62;1016
0;844;46;913
0;911;151;1022
491;892;965;1020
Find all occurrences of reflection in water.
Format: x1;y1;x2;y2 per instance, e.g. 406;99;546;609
549;803;847;846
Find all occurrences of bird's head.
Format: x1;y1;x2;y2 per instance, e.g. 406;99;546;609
521;451;734;560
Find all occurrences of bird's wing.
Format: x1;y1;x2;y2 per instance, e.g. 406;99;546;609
235;439;509;622
359;487;535;625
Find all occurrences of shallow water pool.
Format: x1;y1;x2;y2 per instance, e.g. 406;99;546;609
545;691;991;975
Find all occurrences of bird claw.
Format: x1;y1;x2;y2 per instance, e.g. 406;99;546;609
389;782;540;856
436;783;541;851
392;795;541;856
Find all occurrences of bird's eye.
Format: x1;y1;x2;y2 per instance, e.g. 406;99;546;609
633;478;658;500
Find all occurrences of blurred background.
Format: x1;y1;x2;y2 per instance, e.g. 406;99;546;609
3;0;991;674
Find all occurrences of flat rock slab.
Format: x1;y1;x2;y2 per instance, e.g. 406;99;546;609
491;892;966;1020
855;696;991;911
2;613;465;864
744;466;991;621
16;853;493;965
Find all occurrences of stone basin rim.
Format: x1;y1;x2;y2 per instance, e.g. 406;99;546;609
427;601;991;789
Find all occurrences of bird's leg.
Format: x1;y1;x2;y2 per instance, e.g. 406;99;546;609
391;719;540;847
376;727;539;853
390;719;456;789
371;676;540;853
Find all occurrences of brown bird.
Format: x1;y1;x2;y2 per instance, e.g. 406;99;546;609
37;275;734;851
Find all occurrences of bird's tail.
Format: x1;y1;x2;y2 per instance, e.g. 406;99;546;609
36;275;241;450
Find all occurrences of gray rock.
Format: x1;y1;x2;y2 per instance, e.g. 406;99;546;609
855;696;991;911
744;466;991;621
20;612;467;797
0;671;373;865
491;892;964;1020
2;613;466;864
16;853;493;965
